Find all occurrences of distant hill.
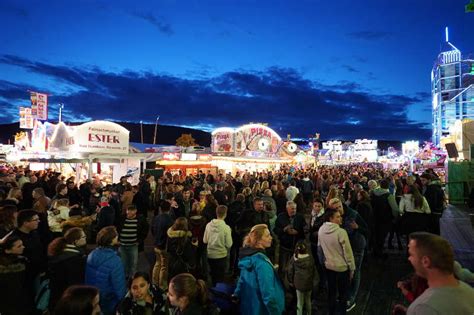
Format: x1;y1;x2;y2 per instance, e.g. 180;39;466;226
0;121;212;146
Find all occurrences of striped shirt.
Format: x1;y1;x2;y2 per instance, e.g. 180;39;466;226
120;218;138;246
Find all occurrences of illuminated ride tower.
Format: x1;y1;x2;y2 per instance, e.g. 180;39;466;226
431;27;474;146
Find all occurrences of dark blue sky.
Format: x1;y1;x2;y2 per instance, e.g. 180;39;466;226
1;0;473;141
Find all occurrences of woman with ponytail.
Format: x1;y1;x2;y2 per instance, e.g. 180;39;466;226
168;273;218;315
48;227;87;309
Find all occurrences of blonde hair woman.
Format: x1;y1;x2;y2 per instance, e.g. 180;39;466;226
234;224;285;315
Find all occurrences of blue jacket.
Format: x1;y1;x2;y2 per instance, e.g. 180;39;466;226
85;247;126;314
234;248;285;315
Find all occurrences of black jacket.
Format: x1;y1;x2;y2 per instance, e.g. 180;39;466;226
424;183;445;213
213;190;227;206
273;212;306;250
235;209;270;238
48;249;86;309
12;229;47;281
166;229;197;280
97;205;116;231
0;255;33;315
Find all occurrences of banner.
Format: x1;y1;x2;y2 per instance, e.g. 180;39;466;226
30;91;48;120
73;120;130;154
19;107;34;129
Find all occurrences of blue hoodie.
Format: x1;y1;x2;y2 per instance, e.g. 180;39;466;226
234;248;285;315
85;247;126;314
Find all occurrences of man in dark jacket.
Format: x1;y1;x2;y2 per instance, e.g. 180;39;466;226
12;210;47;305
132;185;149;218
97;197;115;231
151;201;173;290
420;173;445;234
66;180;83;209
213;182;227;206
274;200;306;279
235;198;270;239
370;179;398;258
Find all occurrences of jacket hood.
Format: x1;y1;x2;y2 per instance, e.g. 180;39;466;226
372;187;389;196
238;247;268;271
320;222;340;234
293;254;312;268
429;180;442;186
208;219;226;232
0;255;26;274
167;228;192;239
238;247;264;260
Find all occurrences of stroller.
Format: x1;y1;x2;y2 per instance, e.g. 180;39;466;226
209;282;239;315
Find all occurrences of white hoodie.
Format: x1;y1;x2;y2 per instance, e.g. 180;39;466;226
318;222;355;272
203;219;233;259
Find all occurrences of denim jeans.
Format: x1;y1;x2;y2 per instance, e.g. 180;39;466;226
120;244;138;279
296;290;312;315
348;233;366;305
326;269;350;315
348;248;364;305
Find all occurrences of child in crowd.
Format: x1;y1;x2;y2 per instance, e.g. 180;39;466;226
287;241;318;315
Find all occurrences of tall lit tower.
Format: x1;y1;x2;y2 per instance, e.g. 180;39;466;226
431;27;474;146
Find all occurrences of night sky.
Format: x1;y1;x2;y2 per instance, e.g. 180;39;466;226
1;0;473;141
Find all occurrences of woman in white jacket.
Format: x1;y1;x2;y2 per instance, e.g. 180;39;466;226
48;198;70;237
318;208;355;315
399;185;431;235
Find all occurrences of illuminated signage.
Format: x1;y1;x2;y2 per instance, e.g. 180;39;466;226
163;153;180;161
181;153;197;161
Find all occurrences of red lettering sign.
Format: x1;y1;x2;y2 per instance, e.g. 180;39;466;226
88;133;120;143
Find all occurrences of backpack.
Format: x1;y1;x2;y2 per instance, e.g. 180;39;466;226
35;275;50;313
302;180;313;194
370;192;393;224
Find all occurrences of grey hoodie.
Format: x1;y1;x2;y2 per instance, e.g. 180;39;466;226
318;222;355;272
203;219;232;259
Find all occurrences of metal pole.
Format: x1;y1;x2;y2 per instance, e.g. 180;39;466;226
59;103;64;122
140;121;143;144
153;115;160;145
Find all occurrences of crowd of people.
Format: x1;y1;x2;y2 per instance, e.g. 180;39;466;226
0;163;473;315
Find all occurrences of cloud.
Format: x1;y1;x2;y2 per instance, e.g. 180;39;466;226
341;64;360;73
131;12;174;35
0;55;431;141
347;31;393;40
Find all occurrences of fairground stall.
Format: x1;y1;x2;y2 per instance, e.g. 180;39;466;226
210;124;313;173
319;139;378;165
8;120;146;185
144;124;313;175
